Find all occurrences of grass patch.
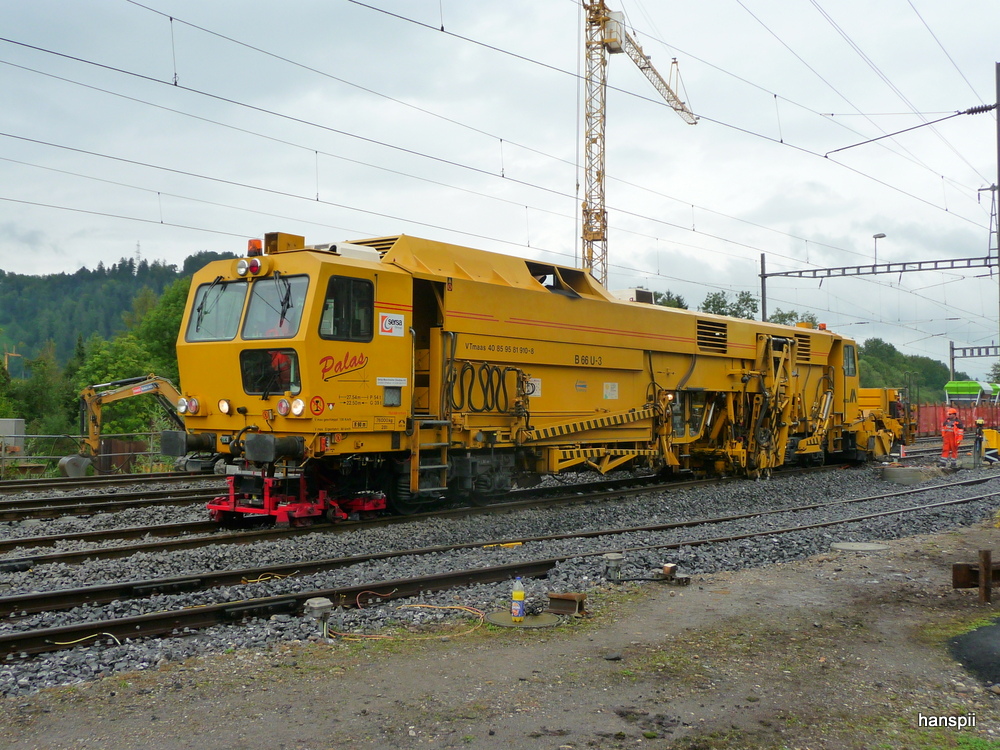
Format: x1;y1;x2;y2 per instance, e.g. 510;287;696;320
917;612;1000;645
957;738;1000;750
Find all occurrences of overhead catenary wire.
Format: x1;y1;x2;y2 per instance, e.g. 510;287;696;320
807;0;992;185
0;4;995;372
2;2;993;235
1;53;944;278
343;1;990;214
0;31;988;265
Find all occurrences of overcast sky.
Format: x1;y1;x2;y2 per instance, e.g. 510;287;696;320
1;1;998;377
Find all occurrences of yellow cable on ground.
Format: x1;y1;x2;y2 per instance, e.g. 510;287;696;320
53;632;122;646
241;570;299;584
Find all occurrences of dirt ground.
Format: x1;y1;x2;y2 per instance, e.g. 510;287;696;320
4;522;1000;750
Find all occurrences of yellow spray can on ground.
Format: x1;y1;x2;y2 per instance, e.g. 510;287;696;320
511;577;525;622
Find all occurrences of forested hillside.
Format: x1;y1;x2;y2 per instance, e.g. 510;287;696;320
859;338;965;403
0;252;232;369
0;251;234;436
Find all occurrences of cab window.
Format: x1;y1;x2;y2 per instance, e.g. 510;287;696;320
242;274;308;339
843;344;857;377
186;278;247;342
319;276;374;342
240;349;301;396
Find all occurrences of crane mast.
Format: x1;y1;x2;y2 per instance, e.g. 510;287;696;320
582;1;697;287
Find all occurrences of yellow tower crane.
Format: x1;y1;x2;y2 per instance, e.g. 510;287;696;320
582;1;698;287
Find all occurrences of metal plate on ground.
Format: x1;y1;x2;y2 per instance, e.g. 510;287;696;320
486;612;560;628
881;466;945;485
831;542;890;552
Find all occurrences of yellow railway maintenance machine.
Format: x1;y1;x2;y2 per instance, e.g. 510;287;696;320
162;233;908;524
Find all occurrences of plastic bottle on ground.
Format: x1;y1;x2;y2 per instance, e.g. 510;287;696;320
511;577;525;623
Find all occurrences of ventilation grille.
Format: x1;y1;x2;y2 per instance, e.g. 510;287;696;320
696;320;728;353
794;334;811;363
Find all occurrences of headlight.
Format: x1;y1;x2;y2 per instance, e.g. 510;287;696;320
177;397;188;414
276;398;291;416
236;257;264;277
291;398;305;416
218;399;231;415
187;398;201;415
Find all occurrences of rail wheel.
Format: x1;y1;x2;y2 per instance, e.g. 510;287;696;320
469;492;491;507
388;473;421;515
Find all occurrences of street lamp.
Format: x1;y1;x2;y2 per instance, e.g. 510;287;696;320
873;233;886;265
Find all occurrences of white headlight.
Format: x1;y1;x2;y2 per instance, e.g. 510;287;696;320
218;399;231;415
291;398;305;416
177;397;189;414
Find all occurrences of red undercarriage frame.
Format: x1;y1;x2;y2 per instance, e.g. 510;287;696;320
207;475;386;524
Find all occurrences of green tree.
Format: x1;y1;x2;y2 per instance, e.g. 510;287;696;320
63;335;87;390
699;291;759;320
768;308;818;326
123;286;159;331
74;335;158;435
182;250;237;276
0;362;14;419
9;342;75;434
135;277;190;384
857;338;958;401
653;290;687;309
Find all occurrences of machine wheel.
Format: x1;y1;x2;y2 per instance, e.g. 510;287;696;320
388;474;421;515
469;491;493;507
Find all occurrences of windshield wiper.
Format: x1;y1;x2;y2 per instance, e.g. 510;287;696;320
195;276;224;333
275;272;293;328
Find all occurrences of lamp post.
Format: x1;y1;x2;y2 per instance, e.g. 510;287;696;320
873;233;886;265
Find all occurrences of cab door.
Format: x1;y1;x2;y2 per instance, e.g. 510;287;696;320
312;269;412;438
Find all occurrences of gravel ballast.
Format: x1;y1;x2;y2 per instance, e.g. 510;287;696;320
1;465;997;696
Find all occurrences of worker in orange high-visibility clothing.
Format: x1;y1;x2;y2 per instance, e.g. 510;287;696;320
940;407;964;469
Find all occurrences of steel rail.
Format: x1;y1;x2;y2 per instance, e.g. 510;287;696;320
0;560;555;657
1;489;997;657
0;466;967;569
0;472;220;494
0;520;220;557
0;490;220;522
2;475;996;621
0;473;710;567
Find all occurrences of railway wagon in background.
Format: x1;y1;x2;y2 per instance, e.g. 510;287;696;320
162;232;911;524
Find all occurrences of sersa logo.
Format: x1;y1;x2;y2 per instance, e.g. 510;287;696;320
379;313;405;337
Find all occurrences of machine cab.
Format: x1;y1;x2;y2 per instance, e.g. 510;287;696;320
174;233;412;458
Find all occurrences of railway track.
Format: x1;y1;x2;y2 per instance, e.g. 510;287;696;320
0;487;223;522
0;473;719;567
1;473;997;658
5;467;850;569
0;471;218;495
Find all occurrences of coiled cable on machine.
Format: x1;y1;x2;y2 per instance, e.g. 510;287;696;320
448;361;519;413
